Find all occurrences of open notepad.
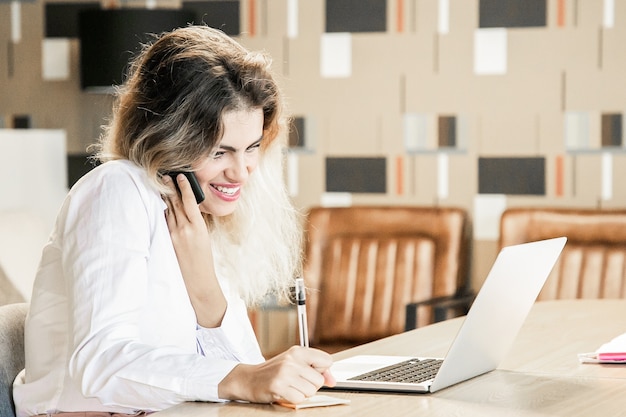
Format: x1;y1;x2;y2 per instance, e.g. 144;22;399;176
578;332;626;364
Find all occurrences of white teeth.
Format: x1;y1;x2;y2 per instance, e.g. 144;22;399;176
214;185;239;195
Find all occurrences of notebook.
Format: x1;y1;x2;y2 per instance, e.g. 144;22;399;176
326;236;567;394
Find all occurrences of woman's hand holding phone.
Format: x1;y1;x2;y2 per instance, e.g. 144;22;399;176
167;171;205;204
163;173;226;328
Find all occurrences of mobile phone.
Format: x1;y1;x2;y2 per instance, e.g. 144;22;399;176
167;171;205;204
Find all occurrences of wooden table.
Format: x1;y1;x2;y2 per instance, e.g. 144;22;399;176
155;299;626;416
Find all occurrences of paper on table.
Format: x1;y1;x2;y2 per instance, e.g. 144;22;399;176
578;331;626;364
276;394;350;409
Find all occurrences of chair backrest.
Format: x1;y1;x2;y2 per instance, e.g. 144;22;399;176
0;303;28;417
499;207;626;300
302;206;470;352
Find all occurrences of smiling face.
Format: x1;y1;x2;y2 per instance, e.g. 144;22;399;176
193;108;264;217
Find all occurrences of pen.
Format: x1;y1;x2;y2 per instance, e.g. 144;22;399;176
295;277;309;348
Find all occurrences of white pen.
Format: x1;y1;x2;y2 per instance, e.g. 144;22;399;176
295;277;309;348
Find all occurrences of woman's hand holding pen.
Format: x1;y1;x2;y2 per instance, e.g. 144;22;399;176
163;173;227;328
218;346;336;404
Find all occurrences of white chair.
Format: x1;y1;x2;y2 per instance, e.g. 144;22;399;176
0;303;28;417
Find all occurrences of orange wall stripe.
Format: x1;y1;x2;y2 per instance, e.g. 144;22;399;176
249;0;257;37
396;155;404;195
555;155;564;197
397;0;404;33
557;0;566;28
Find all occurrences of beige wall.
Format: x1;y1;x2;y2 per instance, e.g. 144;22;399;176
2;0;626;294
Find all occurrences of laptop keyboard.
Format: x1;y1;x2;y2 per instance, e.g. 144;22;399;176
348;358;443;384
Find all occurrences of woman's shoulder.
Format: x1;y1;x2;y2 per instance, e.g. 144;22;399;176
86;159;142;178
72;159;145;188
68;159;157;203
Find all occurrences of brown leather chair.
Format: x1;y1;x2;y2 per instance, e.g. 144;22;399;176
499;207;626;300
302;206;472;353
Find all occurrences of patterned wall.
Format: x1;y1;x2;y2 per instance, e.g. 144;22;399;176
2;0;626;287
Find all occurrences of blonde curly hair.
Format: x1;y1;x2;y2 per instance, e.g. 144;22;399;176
92;25;301;304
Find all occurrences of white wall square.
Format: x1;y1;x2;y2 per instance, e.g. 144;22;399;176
602;151;613;200
474;28;507;75
42;38;70;80
604;0;615;28
287;152;299;196
320;32;352;78
438;0;449;34
320;192;352;207
564;111;590;150
11;1;21;43
404;112;435;151
287;0;298;38
473;194;507;240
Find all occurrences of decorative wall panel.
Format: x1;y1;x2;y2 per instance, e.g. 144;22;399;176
45;2;99;38
479;0;547;28
326;157;386;193
289;116;307;149
182;0;240;35
601;113;622;147
438;115;456;148
3;0;626;291
325;0;387;33
478;157;546;195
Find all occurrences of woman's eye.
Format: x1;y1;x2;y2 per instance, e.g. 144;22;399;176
246;142;261;152
212;151;225;159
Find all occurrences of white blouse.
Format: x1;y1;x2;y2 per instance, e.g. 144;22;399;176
13;160;264;417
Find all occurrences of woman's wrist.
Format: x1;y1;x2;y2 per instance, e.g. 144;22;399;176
218;363;252;401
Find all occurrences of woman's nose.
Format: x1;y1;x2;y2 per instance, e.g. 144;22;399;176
225;154;250;182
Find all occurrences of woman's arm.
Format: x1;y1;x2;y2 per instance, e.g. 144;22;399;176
60;163;235;408
163;173;227;328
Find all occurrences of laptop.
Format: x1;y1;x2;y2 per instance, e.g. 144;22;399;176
326;236;567;394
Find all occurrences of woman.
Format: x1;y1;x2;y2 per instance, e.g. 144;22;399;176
14;25;334;416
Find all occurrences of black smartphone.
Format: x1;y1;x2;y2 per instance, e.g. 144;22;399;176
167;171;205;204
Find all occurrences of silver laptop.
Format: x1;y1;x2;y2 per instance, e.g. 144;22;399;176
327;236;567;393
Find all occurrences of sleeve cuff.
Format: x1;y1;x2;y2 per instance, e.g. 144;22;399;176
196;302;264;364
183;357;239;402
